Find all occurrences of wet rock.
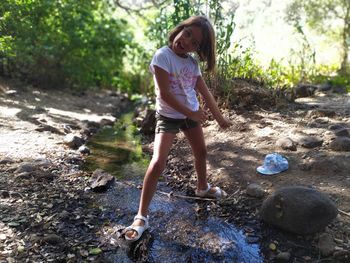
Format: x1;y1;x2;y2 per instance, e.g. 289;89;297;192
246;183;265;198
276;137;297;151
329;137;350;151
78;145;91;155
89;169;115;192
318;233;335;256
260;186;338;235
334;128;350;137
275;252;291;262
64;134;85;149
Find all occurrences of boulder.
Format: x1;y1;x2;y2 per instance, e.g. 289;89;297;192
260;186;338;235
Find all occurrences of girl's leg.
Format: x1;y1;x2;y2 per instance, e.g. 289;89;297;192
182;125;208;191
125;132;176;239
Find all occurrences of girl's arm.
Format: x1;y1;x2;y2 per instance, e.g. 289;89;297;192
196;75;231;129
154;66;206;123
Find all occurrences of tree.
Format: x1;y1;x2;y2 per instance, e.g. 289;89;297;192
286;0;350;74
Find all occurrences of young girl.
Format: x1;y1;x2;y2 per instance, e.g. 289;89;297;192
125;15;231;241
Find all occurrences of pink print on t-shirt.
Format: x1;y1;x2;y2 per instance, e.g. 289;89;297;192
169;66;197;94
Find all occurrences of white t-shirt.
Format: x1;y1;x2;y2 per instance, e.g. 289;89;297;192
150;46;201;119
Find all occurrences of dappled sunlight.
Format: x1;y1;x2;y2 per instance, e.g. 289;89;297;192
47;107;116;123
0;105;21;118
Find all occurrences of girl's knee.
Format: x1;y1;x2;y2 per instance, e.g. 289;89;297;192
150;157;167;174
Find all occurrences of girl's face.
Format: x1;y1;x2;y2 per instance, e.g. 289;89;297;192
172;26;203;57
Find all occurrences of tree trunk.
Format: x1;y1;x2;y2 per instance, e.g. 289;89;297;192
339;3;350;74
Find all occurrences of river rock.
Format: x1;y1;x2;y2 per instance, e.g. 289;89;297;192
64;134;85;149
78;145;90;155
260;186;338;235
0;157;14;165
246;183;266;198
89;169;115;192
276;137;297;151
329;137;350;151
295;135;323;148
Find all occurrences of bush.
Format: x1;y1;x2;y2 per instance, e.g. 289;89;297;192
0;0;132;89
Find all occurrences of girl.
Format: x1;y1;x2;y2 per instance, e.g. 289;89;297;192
125;15;231;241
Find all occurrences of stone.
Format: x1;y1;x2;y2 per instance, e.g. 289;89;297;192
42;234;63;245
15;162;36;173
64;134;85;149
296;135;323;148
246;183;266;198
334;128;350;137
78;145;90;155
260;186;338;235
330;137;350;151
276;137;297;151
89;169;115;192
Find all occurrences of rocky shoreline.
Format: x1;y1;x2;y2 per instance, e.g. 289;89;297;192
1;78;350;262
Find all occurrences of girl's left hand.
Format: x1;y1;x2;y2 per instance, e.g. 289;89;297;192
218;118;232;129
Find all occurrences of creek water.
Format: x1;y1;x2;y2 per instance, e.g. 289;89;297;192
85;109;263;263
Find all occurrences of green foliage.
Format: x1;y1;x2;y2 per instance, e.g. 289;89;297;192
286;0;350;74
0;0;132;89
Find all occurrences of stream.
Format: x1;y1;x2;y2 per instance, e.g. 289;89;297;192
85;109;263;263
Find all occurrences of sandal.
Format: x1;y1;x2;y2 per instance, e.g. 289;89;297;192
124;214;149;242
195;183;227;199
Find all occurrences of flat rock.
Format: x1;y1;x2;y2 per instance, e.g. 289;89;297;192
89;169;115;192
276;137;297;151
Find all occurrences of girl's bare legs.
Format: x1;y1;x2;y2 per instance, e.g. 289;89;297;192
125;132;176;239
182;125;209;191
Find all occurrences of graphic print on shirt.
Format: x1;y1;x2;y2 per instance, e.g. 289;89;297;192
169;66;197;95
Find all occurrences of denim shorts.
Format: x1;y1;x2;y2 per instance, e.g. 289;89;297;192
155;113;199;134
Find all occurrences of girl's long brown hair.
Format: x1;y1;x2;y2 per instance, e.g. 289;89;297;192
168;16;216;73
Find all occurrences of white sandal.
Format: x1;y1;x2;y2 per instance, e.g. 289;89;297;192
195;183;227;199
124;214;149;242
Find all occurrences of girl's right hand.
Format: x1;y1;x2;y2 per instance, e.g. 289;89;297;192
189;109;207;123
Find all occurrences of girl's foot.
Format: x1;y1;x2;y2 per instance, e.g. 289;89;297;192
124;215;149;241
195;183;227;199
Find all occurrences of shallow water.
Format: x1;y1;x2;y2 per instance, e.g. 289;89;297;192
86;110;262;262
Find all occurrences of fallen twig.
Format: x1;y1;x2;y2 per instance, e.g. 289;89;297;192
157;190;237;202
338;209;350;217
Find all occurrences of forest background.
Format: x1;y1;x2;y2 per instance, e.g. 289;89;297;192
0;0;349;102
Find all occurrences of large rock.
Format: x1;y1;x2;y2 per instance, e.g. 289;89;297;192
260;186;338;235
89;169;115;192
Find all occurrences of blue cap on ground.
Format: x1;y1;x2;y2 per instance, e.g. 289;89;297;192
256;153;289;175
